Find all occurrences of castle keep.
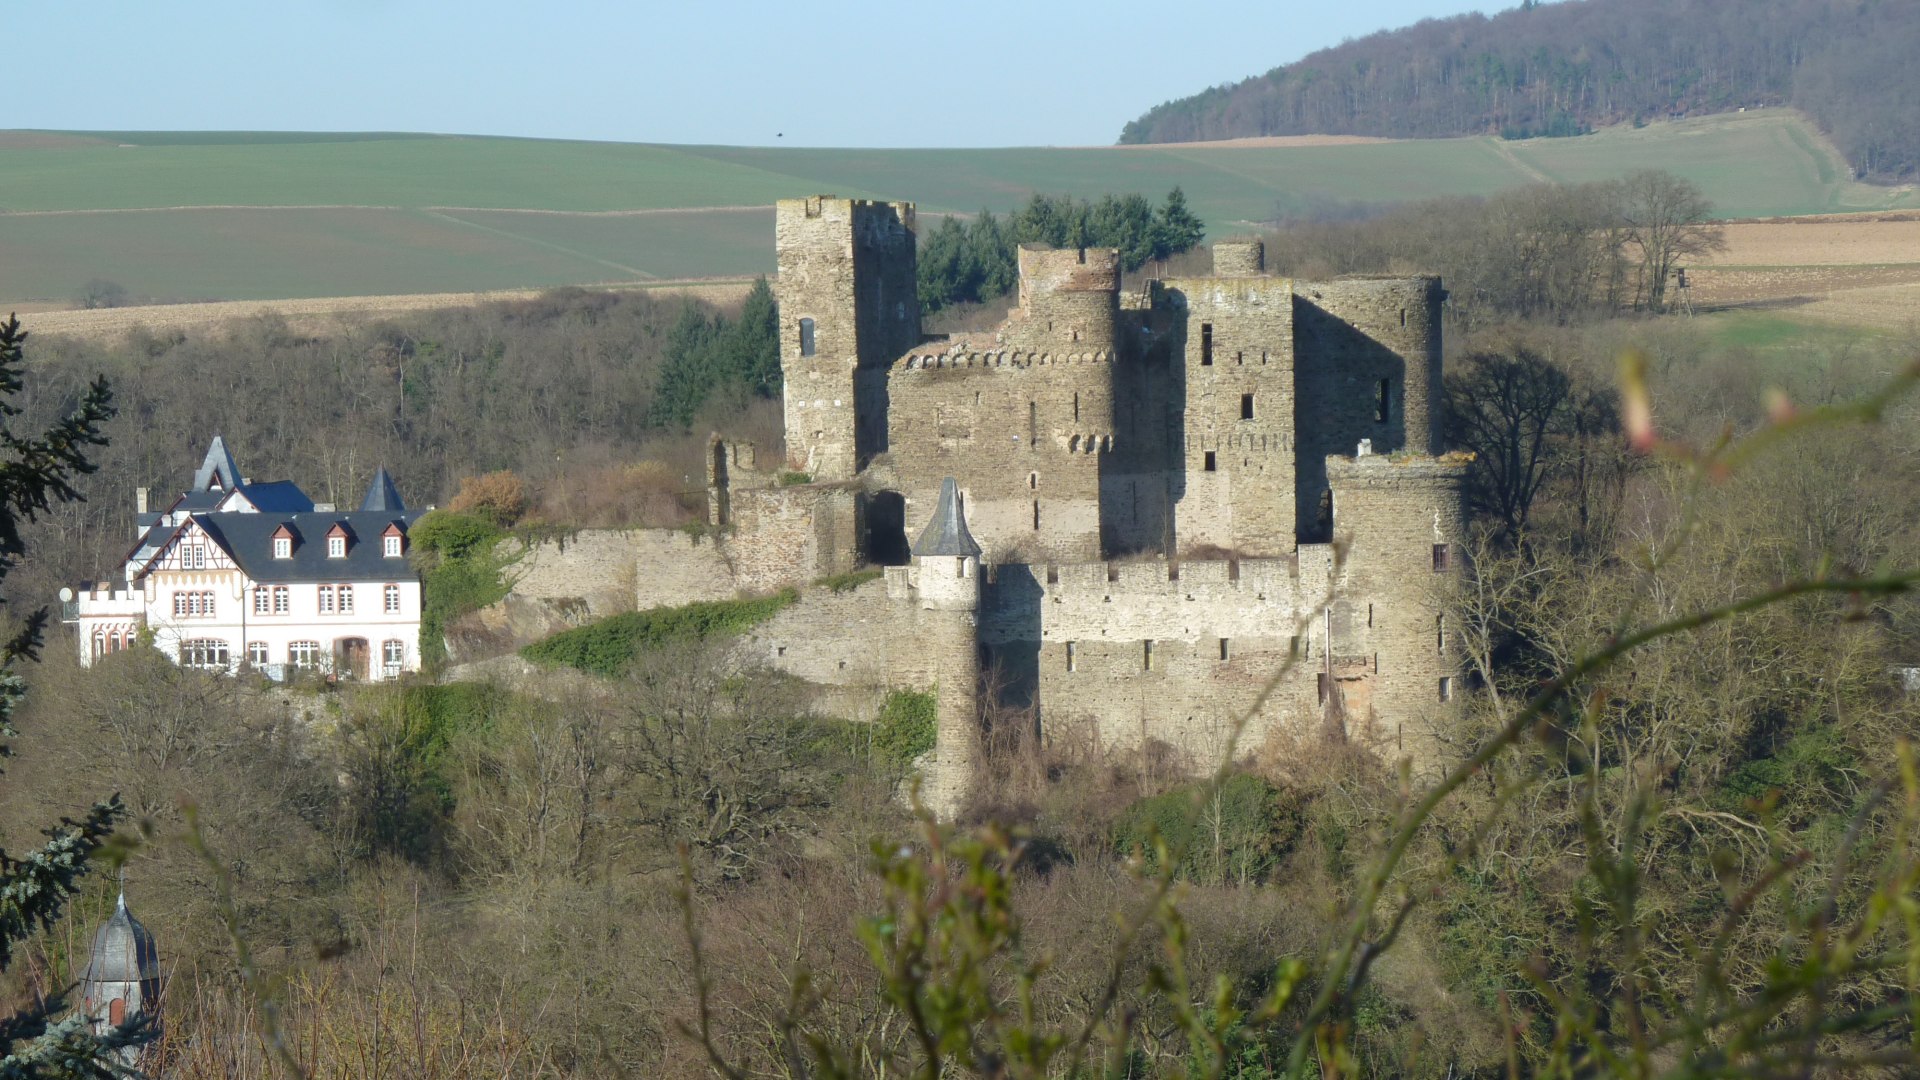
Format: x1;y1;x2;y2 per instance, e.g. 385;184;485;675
688;195;1470;812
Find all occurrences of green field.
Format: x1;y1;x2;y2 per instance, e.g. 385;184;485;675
1;111;1912;304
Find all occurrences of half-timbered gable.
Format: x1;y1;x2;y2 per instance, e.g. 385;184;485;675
66;436;428;680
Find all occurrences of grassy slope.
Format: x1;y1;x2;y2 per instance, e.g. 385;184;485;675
2;111;1911;304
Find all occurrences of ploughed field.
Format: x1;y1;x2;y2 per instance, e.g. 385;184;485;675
1692;213;1920;331
1;111;1915;314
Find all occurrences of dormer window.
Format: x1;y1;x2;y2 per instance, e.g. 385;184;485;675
384;535;401;558
274;537;291;559
382;524;405;558
328;536;346;558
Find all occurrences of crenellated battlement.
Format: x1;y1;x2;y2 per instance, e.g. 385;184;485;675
897;349;1116;371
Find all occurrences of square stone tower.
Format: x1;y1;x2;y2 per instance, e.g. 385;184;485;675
775;196;919;481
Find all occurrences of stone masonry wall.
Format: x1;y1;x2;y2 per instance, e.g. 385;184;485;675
776;197;917;480
732;575;918;721
1160;277;1299;554
981;554;1342;766
506;529;736;615
1212;240;1265;277
883;351;1118;562
725;483;860;593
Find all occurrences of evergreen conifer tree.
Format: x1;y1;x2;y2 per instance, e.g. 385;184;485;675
0;315;140;1075
1153;187;1206;261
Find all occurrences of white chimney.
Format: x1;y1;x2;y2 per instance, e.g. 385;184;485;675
1357;439;1373;457
135;487;148;514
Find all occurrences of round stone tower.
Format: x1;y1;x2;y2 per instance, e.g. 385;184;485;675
1324;451;1471;772
910;477;982;818
1300;276;1446;455
80;890;160;1064
1004;245;1121;352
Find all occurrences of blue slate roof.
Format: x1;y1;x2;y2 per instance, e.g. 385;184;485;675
234;481;314;513
359;467;405;513
195;510;423;583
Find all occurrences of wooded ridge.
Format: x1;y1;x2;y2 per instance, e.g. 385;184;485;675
1121;0;1920;183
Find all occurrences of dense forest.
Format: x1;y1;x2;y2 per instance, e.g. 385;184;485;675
1120;0;1920;182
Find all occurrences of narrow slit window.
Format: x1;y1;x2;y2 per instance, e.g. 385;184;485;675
798;318;816;357
1432;543;1452;573
1289;635;1301;658
1200;323;1213;365
1029;401;1038;446
1032;499;1041;530
1143;640;1154;671
1235;351;1244;366
1368;604;1374;628
1066;641;1076;672
1241;393;1254;420
957;556;968;578
1438;676;1453;702
1204;450;1217;472
1436;614;1446;652
1072;392;1080;422
1219;638;1230;661
1377;379;1391;423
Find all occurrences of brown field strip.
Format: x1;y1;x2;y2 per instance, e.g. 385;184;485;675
1690;217;1920;330
17;279;756;343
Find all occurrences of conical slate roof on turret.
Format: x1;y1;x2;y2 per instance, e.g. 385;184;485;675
359;466;405;513
82;893;159;985
190;435;243;492
911;478;981;558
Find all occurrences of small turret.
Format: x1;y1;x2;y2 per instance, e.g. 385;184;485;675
910;478;982;816
80;890;161;1064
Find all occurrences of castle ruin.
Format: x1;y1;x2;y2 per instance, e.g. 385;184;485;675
690;195;1471;813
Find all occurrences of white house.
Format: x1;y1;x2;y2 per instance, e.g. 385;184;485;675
66;437;427;680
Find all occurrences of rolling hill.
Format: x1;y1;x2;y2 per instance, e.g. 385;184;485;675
1;111;1914;307
1120;0;1920;184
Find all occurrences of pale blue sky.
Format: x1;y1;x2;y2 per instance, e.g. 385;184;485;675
14;1;1503;147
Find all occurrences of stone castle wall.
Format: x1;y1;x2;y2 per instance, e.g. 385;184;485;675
978;555;1339;766
725;483;860;593
506;529;735;615
1001;247;1122;353
1160;276;1300;554
881;349;1120;562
